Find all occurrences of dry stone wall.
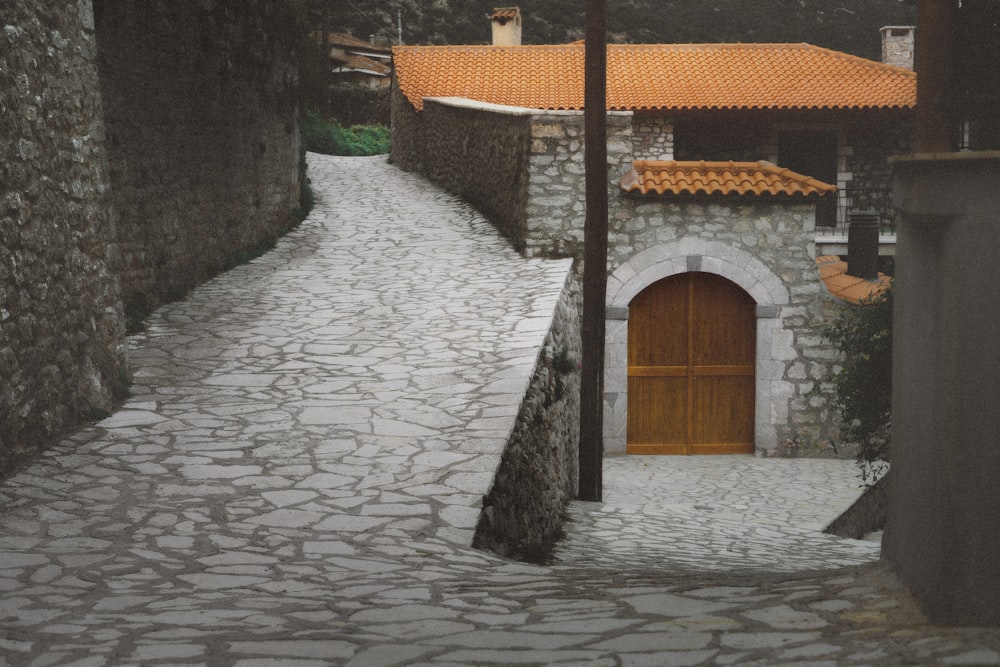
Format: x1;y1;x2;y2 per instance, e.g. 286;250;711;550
474;273;581;561
1;0;301;478
1;1;127;475
94;0;301;319
414;98;532;252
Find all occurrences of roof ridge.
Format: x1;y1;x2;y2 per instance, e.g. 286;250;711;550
394;42;917;111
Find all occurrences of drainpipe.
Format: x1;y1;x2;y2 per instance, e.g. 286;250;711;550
847;208;880;281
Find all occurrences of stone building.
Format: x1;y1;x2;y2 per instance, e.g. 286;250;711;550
325;32;393;89
390;37;915;457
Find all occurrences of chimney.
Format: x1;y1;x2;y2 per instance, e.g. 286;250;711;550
881;26;915;69
490;7;522;46
847;209;880;281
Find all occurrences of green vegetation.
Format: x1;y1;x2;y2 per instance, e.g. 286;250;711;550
326;0;917;61
822;283;893;485
302;111;390;156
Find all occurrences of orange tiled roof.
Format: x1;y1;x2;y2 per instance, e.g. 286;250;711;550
816;255;891;304
621;160;837;198
328;32;392;55
392;43;917;112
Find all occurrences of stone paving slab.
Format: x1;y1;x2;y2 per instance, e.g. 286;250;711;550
554;456;881;573
1;154;999;666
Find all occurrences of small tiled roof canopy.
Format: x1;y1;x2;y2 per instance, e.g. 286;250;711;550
328;32;392;56
621;160;838;198
335;53;392;76
490;7;520;23
393;43;917;111
816;255;892;304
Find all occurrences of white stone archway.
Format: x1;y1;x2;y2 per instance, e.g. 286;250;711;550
603;239;797;456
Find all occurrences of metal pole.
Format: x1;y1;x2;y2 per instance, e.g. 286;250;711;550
579;0;607;502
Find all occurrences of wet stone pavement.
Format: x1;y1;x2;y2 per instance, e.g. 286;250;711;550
2;154;1000;666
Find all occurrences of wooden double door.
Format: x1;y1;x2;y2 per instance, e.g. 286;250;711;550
627;272;756;454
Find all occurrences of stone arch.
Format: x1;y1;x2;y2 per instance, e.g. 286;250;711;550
603;239;795;455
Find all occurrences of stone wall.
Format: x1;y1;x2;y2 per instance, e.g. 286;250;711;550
524;112;634;258
93;0;301;320
1;1;128;475
603;198;850;456
0;1;301;478
474;271;581;561
417;98;533;252
392;95;852;458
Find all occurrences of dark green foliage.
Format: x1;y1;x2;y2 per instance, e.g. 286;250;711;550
823;282;893;484
327;0;917;60
302;111;390;156
328;84;391;127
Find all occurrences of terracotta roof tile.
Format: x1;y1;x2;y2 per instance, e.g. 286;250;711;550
491;7;520;22
335;53;392;76
621;160;837;198
816;255;891;304
328;32;392;55
393;43;917;112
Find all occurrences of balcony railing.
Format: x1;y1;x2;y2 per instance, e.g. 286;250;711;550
814;187;897;236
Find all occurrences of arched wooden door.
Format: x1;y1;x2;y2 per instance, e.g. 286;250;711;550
627;272;756;454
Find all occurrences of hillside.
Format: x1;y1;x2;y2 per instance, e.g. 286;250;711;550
329;0;917;61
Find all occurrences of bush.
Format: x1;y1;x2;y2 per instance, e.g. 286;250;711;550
822;282;893;485
302;111;390;156
328;84;391;127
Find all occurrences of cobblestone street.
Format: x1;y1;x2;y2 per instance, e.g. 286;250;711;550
1;154;999;666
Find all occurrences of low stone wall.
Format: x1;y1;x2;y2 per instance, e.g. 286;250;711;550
0;1;128;475
417;98;532;251
474;271;581;561
391;94;532;250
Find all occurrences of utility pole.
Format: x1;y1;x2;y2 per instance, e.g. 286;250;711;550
579;0;607;502
322;0;332;118
397;8;403;45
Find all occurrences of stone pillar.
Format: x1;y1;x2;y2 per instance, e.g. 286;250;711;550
884;152;1000;625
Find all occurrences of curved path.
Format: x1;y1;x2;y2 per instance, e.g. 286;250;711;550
1;154;998;666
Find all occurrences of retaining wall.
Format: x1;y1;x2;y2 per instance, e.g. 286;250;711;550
0;1;300;477
1;1;127;475
474;271;581;561
94;0;301;320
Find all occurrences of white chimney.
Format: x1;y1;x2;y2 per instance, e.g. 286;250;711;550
490;7;522;46
881;26;915;70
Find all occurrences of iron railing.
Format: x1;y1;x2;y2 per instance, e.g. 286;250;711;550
814;187;897;236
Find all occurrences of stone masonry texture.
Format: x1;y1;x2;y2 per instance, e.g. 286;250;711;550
0;1;127;476
474;271;582;561
393;96;854;457
0;1;301;478
93;0;301;321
